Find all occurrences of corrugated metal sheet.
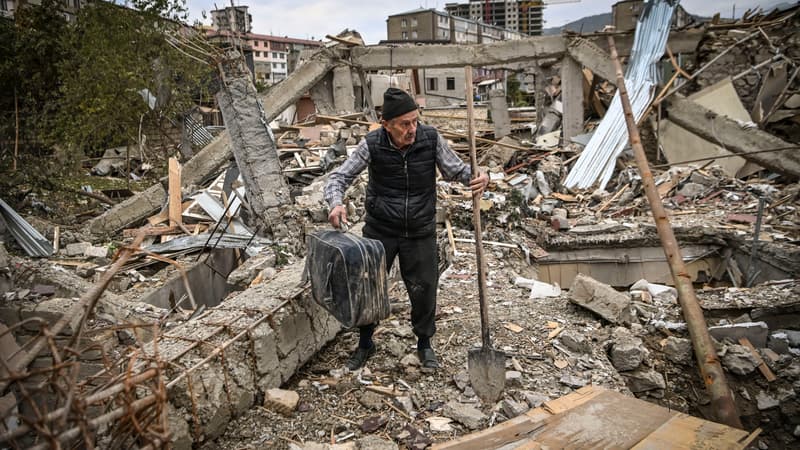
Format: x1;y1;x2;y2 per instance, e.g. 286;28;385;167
0;198;53;257
564;0;679;190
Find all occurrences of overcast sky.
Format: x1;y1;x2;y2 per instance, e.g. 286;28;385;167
186;0;790;44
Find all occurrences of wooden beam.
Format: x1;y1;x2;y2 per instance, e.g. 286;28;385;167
738;337;777;382
168;158;182;227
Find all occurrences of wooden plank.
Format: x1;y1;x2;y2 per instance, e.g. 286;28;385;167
433;387;602;450
168;158;182;227
532;390;674;448
149;200;192;226
631;413;754;450
122;224;207;238
738;337;777;382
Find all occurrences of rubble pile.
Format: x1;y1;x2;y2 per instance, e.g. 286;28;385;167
1;4;799;449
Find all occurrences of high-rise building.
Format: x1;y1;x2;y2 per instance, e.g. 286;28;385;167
445;0;545;36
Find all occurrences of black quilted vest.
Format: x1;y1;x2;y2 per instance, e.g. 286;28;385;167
365;124;439;238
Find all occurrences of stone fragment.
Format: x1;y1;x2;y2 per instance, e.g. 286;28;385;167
64;242;91;256
442;400;487;430
385;339;406;358
550;216;570;231
559;330;592;354
400;353;420;367
756;391;779;410
360;415;388;433
662;336;693;364
708;322;769;348
227;250;276;290
559;373;588;388
569;274;632;325
794;425;800;438
395;424;431;450
84;246;108;258
768;330;800;354
610;334;648;371
264;389;299;416
356;436;398;450
505;370;523;388
677;182;706;199
394;396;414;416
425;416;453;432
358;391;384;410
500;399;528;418
623;368;666;393
453;371;470;391
521;391;549;408
720;344;759;375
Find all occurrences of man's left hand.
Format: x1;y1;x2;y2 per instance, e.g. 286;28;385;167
470;172;489;197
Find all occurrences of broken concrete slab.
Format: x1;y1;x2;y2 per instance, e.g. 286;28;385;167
666;94;800;179
662;336;693;365
216;52;290;232
720;344;759;375
569;274;632;325
442;400;487;430
64;242;91;256
708;322;769;348
660;79;762;178
610;333;649;371
623;368;666;394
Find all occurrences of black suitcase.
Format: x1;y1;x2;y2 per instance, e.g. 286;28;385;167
305;230;389;328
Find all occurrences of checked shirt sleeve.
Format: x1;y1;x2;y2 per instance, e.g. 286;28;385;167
323;138;370;208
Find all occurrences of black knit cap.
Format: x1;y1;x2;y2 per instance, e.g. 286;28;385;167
381;88;418;121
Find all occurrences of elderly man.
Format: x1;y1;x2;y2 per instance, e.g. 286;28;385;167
324;88;488;371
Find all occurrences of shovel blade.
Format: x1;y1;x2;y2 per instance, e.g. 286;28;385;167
468;347;506;404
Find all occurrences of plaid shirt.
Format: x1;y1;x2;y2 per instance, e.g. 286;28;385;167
324;130;473;208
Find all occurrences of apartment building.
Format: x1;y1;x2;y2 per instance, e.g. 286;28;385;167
445;0;545;36
384;8;524;107
386;7;523;44
248;33;322;85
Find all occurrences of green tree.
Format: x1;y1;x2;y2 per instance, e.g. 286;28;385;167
0;0;71;171
53;0;212;155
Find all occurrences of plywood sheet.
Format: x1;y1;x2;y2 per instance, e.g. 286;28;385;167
631;413;754;450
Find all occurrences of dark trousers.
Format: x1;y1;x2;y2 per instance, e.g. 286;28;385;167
364;224;438;340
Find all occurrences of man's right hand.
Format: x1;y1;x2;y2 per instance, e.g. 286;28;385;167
328;205;348;229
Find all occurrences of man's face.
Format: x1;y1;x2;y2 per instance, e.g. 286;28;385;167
382;110;418;149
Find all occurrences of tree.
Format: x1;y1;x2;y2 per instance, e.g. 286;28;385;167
0;0;71;171
52;0;212;156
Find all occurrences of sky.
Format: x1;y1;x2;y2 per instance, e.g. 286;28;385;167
186;0;791;45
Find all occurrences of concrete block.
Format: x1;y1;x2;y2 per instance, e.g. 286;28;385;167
708;321;769;348
569;274;632;325
610;333;648;371
64;242;91;256
84;246;108;258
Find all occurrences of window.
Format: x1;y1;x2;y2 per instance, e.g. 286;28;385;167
272;52;278;58
426;77;438;91
401;31;408;39
446;77;455;90
273;63;278;68
411;30;417;39
401;18;407;27
281;63;286;69
255;51;261;57
411;18;418;26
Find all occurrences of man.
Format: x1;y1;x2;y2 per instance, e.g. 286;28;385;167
324;87;489;371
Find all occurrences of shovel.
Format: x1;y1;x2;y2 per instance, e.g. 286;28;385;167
464;66;506;404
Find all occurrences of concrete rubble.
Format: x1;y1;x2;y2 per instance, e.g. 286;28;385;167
1;3;799;450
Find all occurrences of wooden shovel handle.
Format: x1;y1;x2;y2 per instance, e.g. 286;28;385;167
465;66;492;349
